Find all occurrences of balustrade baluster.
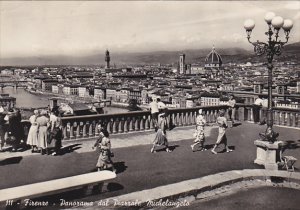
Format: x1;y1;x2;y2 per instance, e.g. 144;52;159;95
89;124;93;137
69;124;75;139
107;121;112;134
208;110;213;123
283;112;287;126
213;110;217;122
82;124;87;137
273;111;277;125
95;122;99;136
286;112;291;127
129;119;134;132
296;113;300;128
243;107;248;121
188;111;192;125
179;113;183;127
124;119;128;132
140;117;145;130
112;120;117;134
191;111;196;125
278;111;282;125
119;118;123;133
135;118;140;131
247;108;251;121
173;113;177;126
145;117;150;130
291;113;296;127
150;118;154;130
76;125;80;138
182;112;187;126
63;126;67;140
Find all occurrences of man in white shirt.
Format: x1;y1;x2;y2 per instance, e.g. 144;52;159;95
259;98;268;125
149;98;159;128
157;98;166;111
253;95;263;123
227;95;236;123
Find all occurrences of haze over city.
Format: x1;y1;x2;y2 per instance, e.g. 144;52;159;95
0;1;300;65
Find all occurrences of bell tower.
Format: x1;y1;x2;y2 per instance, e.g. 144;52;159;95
105;49;110;69
179;54;186;74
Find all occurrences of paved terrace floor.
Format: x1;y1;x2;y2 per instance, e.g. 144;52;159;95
0;123;299;207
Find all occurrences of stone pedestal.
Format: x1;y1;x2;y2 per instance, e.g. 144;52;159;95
254;140;283;170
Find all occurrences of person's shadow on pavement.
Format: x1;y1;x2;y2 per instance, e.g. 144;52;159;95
0;156;22;165
114;161;127;174
59;144;82;155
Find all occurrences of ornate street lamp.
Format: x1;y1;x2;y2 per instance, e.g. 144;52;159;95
244;12;293;143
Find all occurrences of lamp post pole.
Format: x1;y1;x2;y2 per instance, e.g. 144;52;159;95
244;12;293;143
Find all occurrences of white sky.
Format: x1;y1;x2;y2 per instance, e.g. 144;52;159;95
0;1;299;58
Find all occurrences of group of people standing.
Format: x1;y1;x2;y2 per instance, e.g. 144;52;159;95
0;106;62;155
0;107;22;152
26;108;62;155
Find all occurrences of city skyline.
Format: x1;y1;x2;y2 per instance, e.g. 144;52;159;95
0;1;300;62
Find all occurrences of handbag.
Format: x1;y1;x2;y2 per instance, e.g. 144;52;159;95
110;151;115;157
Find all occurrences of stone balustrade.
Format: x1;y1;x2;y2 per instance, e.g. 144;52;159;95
234;104;300;128
20;105;299;141
60;105;228;140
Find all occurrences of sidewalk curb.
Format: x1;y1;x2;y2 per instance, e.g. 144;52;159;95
100;169;300;209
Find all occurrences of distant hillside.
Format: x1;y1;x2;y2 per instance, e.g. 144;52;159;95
0;42;299;66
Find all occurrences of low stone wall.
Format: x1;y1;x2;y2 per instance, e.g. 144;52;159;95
102;169;300;209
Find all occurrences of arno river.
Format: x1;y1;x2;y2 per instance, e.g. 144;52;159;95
1;87;127;114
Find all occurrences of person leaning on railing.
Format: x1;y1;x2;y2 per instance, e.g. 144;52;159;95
253;95;263;123
0;111;6;152
259;98;268;125
227;95;236;123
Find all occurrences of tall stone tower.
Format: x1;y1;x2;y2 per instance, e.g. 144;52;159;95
179;54;186;74
105;49;110;69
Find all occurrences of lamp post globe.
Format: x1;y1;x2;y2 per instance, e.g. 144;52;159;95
282;19;293;31
264;12;276;24
271;16;284;29
244;19;255;31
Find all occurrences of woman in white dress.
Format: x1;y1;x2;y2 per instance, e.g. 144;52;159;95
36;110;50;155
211;109;233;154
191;109;207;151
26;110;39;153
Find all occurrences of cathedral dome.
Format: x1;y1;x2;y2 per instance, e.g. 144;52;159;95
205;46;222;69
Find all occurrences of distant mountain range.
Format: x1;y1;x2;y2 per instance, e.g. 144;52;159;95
1;42;299;66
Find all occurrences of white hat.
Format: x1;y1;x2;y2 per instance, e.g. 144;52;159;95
198;109;203;115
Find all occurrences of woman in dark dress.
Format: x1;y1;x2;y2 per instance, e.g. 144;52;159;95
49;109;62;156
94;128;116;172
151;112;171;153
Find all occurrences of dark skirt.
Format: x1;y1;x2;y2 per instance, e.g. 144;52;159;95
96;150;113;168
48;128;62;149
153;129;168;146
